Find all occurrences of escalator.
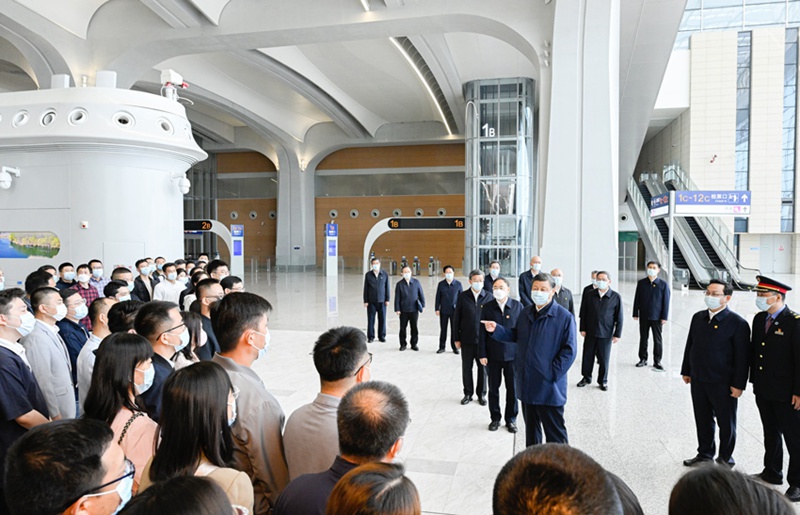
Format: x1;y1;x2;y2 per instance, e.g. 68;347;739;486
664;183;726;269
637;183;700;288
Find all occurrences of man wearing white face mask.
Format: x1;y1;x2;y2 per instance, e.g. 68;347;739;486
454;270;492;405
633;261;670;370
152;263;185;304
435;265;463;354
484;260;502;293
680;279;750;470
394;266;425;352
56;289;90;393
0;289;51;509
550;268;574;317
134;301;187;423
577;271;623;391
212;293;289;514
363;257;390;344
518;256;543;307
21;287;77;421
479;277;523;433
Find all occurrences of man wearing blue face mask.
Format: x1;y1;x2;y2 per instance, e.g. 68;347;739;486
578;271;622;391
133;259;158;302
56;289;90;389
89;259;111;298
133;301;186;423
680;279;750;471
484;260;502;293
518;256;543;307
56;262;77;290
152;263;184;304
550;268;574;317
633;261;670;370
749;276;800;503
483;273;576;447
454;270;492;405
6;418;132;515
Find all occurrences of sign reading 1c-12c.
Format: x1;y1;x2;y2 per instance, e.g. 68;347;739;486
674;190;751;216
387;218;466;230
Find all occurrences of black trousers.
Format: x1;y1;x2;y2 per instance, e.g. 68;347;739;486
461;343;486;397
522;403;568;447
399;311;419;349
756;395;800;486
691;381;738;462
366;302;386;340
638;319;663;363
487;359;518;423
581;336;612;384
439;313;456;350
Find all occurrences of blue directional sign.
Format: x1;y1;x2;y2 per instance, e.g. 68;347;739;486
650;192;670;218
674;190;751;216
325;223;338;237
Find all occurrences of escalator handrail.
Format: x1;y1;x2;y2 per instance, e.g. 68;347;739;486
627;176;669;266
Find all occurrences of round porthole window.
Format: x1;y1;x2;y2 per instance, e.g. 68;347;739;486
12;111;29;127
249;211;258;220
68;108;88;125
392;209;402;217
113;111;135;128
371;209;380;218
329;209;338;219
350;209;359;218
40;109;56;126
158;118;173;134
414;208;424;217
230;211;239;220
437;208;447;217
269;210;277;219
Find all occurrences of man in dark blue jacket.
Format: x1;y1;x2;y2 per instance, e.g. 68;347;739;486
484;272;577;447
56;289;90;387
518;256;543;307
632;261;670;370
394;266;425;351
578;271;623;391
435;265;463;354
680;279;750;469
483;261;501;293
479;277;523;433
454;270;492;405
363;258;391;343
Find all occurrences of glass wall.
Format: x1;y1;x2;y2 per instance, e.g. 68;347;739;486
184;140;217;258
464;78;535;276
783;27;798;232
735;32;752;233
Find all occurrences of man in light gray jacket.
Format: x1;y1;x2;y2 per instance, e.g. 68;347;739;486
21;287;76;420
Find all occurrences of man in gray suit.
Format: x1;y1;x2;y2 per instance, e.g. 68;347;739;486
20;287;76;420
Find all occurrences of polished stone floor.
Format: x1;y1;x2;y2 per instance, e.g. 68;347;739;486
244;269;800;515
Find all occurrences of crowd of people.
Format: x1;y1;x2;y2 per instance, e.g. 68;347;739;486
0;253;796;514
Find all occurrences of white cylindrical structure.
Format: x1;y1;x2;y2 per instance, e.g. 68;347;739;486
0;86;207;285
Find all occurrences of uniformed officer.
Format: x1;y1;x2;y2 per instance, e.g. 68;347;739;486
680;279;750;468
750;276;800;503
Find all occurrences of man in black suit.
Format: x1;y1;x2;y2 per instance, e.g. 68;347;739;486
435;265;463;354
455;270;491;405
195;278;223;361
483;261;501;293
632;261;670;370
479;277;523;433
578;271;622;391
581;270;598;299
550;268;574;317
394;266;425;351
363;257;390;343
749;276;800;503
680;279;750;469
132;258;157;302
518;256;543;307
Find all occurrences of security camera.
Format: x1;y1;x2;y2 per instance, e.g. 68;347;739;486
178;177;191;195
0;171;11;190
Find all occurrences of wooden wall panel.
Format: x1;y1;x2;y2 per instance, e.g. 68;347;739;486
217;152;277;173
314;195;465;269
317;144;465;170
216;199;277;266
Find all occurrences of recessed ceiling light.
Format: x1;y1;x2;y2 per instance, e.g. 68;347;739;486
360;0;370;11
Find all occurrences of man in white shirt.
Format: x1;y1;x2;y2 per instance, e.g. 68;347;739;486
152;263;185;304
77;298;115;412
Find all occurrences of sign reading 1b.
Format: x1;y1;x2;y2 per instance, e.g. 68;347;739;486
674;190;751;216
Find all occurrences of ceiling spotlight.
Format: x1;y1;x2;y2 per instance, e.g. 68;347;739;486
360;0;370;11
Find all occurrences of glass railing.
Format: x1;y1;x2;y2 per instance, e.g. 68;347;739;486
626;176;669;269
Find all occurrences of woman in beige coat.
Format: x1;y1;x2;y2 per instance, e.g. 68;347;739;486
138;361;253;512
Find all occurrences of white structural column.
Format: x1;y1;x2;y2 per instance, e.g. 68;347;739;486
540;0;620;290
275;153;317;271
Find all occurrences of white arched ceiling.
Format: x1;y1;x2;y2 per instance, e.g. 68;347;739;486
13;0;111;39
444;33;538;83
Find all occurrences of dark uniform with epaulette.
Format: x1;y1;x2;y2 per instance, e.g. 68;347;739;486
750;276;800;500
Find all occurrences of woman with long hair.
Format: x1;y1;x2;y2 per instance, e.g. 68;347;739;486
172;311;203;369
326;462;420;515
139;361;253;511
82;332;158;492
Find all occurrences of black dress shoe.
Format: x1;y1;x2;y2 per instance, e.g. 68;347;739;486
752;471;784;485
453;349;460;355
460;396;472;405
635;360;647;367
786;486;800;503
411;346;419;351
488;421;500;431
436;349;445;354
379;338;386;343
577;378;590;387
653;363;665;371
478;396;487;406
599;383;608;391
506;422;518;433
399;346;407;351
367;338;374;343
683;455;713;467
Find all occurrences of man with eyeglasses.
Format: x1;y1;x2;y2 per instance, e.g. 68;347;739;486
283;327;371;480
680;279;750;470
133;301;188;423
195;278;223;361
5;419;133;515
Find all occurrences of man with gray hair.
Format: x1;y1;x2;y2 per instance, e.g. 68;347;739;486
483;273;577;446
